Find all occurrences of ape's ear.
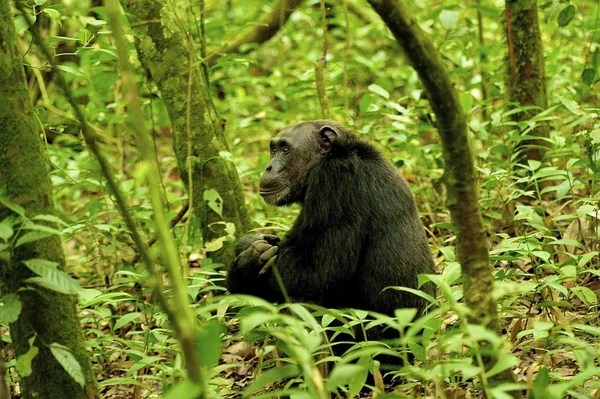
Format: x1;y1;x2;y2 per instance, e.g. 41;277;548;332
319;126;338;154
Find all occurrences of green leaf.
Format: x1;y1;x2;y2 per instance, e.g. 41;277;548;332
545;238;585;250
439;9;459;30
49;343;85;388
557;5;575;27
0;220;14;241
32;214;68;226
582;69;595;86
23;258;82;295
407;342;426;362
0;294;22;323
163;380;202;399
394;308;417;325
557;95;582;115
113;312;141;330
359;94;376;114
16;336;39;377
531;367;550;399
34;0;48;4
196;320;225;367
42;8;61;26
561;265;577;280
55;65;89;80
460;92;473;113
244;364;299;396
15;231;54;247
0;192;25;216
326;364;368;392
571;286;597;305
13;14;36;34
485;354;520;378
203;189;223;217
368;83;389;99
21;223;62;236
23;258;59;272
593;49;600;75
578;251;598;268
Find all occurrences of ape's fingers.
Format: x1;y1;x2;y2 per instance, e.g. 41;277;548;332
258;255;278;276
259;245;278;261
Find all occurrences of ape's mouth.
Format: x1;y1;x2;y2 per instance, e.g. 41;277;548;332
259;188;283;196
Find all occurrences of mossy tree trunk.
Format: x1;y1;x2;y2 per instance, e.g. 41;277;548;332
367;0;518;394
504;0;549;162
0;1;97;398
119;0;252;266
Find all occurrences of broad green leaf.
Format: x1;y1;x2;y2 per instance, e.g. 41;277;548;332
571;286;597;305
196;320;225;367
439;9;459;30
34;0;48;4
204;236;226;252
21;223;62;236
16;336;39;377
578;251;598;268
163;380;202;399
557;95;582;115
113;312;141;330
0;294;22;323
55;65;89;80
0;193;25;216
486;355;520;378
531;367;550;399
326;364;368;392
359;94;375;114
394;308;417;325
561;265;577;280
407;342;426;362
203;189;223;217
42;8;61;26
23;258;59;272
23;258;82;295
582;68;595;86
557;5;575;26
244;364;299;396
13;14;36;34
368;83;390;99
591;129;600;145
49;343;85;388
15;231;54;247
0;220;13;241
460;92;473;113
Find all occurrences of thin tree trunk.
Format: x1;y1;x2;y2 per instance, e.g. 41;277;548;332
504;0;549;162
366;0;518;395
120;0;251;266
0;1;97;398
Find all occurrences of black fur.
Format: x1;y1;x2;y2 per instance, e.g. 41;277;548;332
227;121;435;317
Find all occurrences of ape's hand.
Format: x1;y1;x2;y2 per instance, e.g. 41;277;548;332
235;239;278;276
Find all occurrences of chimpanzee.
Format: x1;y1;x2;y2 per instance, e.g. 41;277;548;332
227;120;435;319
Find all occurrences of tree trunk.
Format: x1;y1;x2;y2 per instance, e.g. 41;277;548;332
504;0;549;162
0;1;97;398
366;0;518;394
119;0;252;266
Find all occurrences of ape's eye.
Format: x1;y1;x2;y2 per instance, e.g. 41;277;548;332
281;146;290;155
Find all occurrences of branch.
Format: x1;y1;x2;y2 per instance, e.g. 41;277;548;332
207;0;304;67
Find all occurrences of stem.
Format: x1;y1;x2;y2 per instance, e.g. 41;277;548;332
105;0;204;388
